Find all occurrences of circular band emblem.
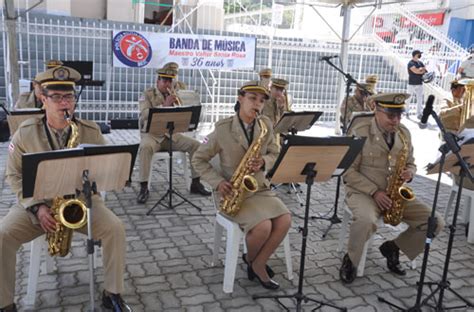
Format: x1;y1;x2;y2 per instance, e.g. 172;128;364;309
113;31;152;68
393;95;406;104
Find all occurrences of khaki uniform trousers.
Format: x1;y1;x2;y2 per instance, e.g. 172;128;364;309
346;192;445;267
0;195;126;307
138;133;200;182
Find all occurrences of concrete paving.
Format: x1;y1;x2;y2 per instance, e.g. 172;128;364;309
1;119;473;311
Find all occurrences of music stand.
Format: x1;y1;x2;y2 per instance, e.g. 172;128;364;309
145;105;202;215
22;144;138;312
7;109;44;134
253;135;364;312
273;111;322;207
313;112;374;239
386;138;474;312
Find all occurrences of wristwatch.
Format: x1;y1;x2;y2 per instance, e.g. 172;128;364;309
29;204;40;216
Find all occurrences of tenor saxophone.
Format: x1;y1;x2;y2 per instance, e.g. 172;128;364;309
46;110;88;257
219;114;268;217
383;129;415;226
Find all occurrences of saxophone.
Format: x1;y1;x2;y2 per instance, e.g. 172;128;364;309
219;114;268;217
384;129;415;226
46;110;88;257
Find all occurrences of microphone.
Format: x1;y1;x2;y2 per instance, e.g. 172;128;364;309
319;55;339;61
419;95;435;129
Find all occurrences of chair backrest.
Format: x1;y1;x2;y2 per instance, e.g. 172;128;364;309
209;154;222;211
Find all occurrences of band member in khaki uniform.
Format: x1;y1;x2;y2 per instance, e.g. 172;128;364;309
192;81;291;290
339;93;445;284
439;80;466;133
137;62;210;203
439;80;474;190
15;60;64;109
340;75;378;128
262;78;292;126
0;66;131;312
259;68;272;90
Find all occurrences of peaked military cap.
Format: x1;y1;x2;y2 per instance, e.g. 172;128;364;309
259;68;272;78
239;80;270;99
45;60;64;69
157;62;179;79
356;82;372;95
371;92;410;113
35;66;81;88
271;78;289;89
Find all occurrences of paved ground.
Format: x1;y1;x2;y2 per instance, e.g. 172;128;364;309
1;119;474;312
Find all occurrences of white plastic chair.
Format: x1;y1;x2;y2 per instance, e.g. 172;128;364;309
445;180;474;244
208;155;293;293
338;205;416;277
211;212;293;293
26;193;106;307
25;236;102;307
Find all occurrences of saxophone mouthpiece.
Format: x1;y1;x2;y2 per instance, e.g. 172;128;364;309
63;110;71;121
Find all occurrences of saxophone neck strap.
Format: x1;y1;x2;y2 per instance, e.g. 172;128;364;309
238;116;255;145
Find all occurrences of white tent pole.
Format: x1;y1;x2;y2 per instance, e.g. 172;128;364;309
334;3;351;135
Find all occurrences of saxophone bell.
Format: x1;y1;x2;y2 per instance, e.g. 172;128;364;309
398;186;415;201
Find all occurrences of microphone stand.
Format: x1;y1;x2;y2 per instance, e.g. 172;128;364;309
311;58;370;238
378;110;474;311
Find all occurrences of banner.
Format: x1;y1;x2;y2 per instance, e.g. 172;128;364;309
112;30;256;70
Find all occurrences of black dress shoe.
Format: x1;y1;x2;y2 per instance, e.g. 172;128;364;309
379;241;406;276
102;290;132;312
136;188;149;204
242;253;275;278
249;263;280;290
0;304;17;312
190;181;211;196
339;253;356;284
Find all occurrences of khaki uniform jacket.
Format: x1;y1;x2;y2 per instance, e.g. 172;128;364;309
15;91;42;109
343;118;416;198
262;95;292;126
439;97;463;133
192;115;278;191
340;95;370;125
139;87;180;143
6;116;105;218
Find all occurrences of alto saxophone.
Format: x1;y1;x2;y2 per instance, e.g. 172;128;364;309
384;129;415;226
46;110;88;257
219;114;268;217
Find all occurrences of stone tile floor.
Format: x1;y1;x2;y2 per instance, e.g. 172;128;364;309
1;119;473;311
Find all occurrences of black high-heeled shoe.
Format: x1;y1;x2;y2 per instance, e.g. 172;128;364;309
249;263;280;290
242;254;275;278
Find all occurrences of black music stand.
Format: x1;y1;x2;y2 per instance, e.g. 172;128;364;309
22;144;138;312
273;111;322;207
253;135;364;312
378;110;474;311
7;109;44;134
145;105;202;215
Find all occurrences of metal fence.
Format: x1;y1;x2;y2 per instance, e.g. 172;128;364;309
1;1;440;125
362;4;469;108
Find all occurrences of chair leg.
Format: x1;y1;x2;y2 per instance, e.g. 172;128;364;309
283;233;293;280
222;225;243;293
182;153;190;191
211;219;224;267
357;236;371;277
467;196;474;244
337;209;350;253
25;238;43;307
444;190;456;222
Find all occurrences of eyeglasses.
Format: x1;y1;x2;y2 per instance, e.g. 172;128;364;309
46;94;76;103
